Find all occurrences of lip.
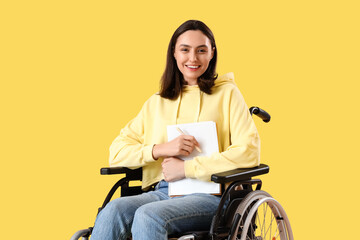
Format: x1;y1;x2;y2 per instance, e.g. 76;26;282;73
185;65;201;71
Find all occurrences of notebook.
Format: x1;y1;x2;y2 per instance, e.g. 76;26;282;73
166;121;221;196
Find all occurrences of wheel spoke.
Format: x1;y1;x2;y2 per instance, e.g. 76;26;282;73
250;215;254;239
263;205;275;239
270;207;274;240
256;209;263;237
263;203;268;238
262;203;265;237
273;222;280;239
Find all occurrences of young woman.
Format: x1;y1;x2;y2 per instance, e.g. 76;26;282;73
91;20;260;240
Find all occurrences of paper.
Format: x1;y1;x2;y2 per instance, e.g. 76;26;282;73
167;121;221;196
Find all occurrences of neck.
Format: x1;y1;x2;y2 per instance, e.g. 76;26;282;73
185;79;198;86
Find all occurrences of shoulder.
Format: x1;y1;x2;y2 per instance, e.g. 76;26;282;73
143;92;171;104
212;73;242;96
216;82;240;93
141;92;173;111
210;73;247;107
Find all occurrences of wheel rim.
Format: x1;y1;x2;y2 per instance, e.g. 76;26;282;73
240;197;292;240
229;192;271;240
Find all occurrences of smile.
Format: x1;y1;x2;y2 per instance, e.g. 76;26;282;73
186;65;200;69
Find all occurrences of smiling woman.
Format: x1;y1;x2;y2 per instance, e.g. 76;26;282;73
159;20;218;100
89;19;260;240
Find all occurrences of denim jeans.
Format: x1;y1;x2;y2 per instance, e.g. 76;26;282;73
90;180;221;240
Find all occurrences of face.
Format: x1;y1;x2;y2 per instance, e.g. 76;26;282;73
173;30;214;85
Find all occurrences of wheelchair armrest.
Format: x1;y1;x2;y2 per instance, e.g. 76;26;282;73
101;166;130;175
211;164;269;183
100;167;142;180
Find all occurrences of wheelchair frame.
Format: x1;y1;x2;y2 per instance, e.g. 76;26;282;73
71;107;293;240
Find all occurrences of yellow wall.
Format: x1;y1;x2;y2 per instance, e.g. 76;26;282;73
1;0;359;239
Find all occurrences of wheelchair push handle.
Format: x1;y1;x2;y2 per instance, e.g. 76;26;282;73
250;106;271;122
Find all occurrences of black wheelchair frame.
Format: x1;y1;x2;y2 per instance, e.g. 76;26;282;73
71;107;293;240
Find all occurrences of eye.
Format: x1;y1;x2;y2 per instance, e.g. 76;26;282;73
180;48;189;52
198;48;207;53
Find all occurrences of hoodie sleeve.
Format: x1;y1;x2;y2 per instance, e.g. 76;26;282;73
109;101;157;168
184;86;260;181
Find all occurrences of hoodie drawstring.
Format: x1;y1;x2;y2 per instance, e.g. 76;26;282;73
175;88;202;124
196;91;202;122
174;72;235;125
175;92;182;125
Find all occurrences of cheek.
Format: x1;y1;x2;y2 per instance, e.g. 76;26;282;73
175;59;183;72
175;56;186;71
175;54;185;64
175;56;182;65
200;53;212;63
201;57;212;69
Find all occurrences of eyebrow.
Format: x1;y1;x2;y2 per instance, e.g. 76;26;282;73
179;44;209;48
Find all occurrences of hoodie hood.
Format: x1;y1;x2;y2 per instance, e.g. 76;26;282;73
175;72;236;124
213;72;236;87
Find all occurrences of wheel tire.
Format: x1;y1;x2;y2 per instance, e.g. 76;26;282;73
228;191;272;240
229;191;293;240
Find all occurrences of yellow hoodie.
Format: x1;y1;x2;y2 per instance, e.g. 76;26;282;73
109;73;260;189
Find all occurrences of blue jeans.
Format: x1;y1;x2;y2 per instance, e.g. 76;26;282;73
90;180;221;240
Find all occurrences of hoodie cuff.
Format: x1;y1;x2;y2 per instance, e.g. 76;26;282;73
143;144;157;163
184;160;196;179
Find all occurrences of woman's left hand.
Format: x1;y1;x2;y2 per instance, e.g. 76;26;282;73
161;157;185;182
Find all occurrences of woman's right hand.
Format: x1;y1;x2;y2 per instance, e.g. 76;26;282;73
152;135;200;160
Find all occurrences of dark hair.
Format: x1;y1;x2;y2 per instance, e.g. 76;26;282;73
159;20;218;100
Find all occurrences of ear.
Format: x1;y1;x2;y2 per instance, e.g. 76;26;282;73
211;47;215;59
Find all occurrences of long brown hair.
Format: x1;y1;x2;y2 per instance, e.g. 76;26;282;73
159;20;218;100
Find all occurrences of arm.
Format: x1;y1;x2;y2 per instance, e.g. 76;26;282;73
110;99;200;169
184;87;260;181
109;104;156;168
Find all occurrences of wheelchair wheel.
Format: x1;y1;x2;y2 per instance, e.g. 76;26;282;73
229;190;293;240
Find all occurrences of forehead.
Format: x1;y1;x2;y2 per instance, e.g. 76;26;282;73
175;30;211;47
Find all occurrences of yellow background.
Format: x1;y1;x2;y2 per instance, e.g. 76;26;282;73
1;0;359;239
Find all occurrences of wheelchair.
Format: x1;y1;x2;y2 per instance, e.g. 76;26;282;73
71;107;293;240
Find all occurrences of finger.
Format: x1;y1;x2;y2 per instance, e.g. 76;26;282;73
183;138;194;147
182;140;198;153
183;136;200;147
181;145;194;155
163;157;172;163
181;135;196;142
162;165;167;174
179;150;189;156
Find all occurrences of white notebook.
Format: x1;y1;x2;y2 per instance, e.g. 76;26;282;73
167;121;221;196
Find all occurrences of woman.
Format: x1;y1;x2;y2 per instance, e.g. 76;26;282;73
91;20;260;240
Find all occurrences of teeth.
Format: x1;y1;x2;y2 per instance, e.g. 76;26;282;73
187;65;200;69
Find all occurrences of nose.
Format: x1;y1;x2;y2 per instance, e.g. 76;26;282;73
189;50;197;62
